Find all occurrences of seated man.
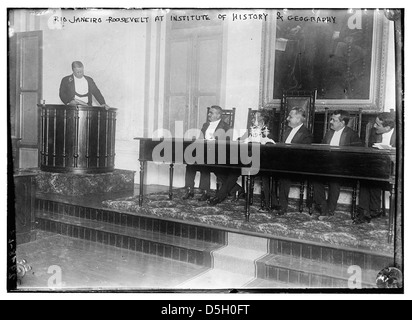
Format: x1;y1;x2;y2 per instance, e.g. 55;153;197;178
354;112;395;224
209;110;275;206
182;105;231;201
312;109;362;216
264;107;313;215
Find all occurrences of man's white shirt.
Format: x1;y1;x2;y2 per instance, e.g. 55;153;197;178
205;119;221;140
74;76;89;103
330;127;345;146
381;128;394;145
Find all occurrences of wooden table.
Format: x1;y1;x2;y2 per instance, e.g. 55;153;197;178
135;138;396;242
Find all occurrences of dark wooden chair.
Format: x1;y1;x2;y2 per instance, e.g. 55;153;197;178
364;121;374;149
277;90;316;212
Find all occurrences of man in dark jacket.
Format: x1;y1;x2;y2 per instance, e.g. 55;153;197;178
354;112;396;224
182;105;231;201
59;61;109;109
312;109;362;216
268;107;313;215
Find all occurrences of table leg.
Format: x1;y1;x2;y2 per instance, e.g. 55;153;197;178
269;177;273;208
260;180;265;209
139;161;146;206
299;181;304;213
388;183;395;243
169;164;174;200
245;175;251;222
249;176;255;206
349;181;357;220
307;182;314;215
351;180;359;219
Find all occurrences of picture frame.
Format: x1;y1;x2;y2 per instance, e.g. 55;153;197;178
259;9;390;111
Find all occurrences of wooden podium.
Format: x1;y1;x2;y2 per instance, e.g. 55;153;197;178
38;104;117;174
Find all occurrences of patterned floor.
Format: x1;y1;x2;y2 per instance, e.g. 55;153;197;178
102;188;394;255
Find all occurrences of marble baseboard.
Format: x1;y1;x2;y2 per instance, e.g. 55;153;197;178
34;169;135;196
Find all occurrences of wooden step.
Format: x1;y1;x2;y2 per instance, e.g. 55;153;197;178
36;198;227;245
36;211;223;268
256;253;379;288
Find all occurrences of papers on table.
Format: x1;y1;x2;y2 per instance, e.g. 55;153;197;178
243;137;276;145
372;143;395;150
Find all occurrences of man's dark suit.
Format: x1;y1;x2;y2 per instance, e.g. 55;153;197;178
367;127;396;147
358;127;395;217
184;119;231;191
322;126;363;147
261;125;313;210
313;126;362;214
59;74;106;106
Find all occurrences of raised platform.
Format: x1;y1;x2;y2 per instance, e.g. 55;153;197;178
28;168;135;196
103;188;394;255
31;185;398;290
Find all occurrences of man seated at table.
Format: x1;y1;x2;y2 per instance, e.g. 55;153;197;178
265;107;313;215
354;112;395;224
208;109;279;207
312;109;362;217
210;109;275;205
182;105;231;202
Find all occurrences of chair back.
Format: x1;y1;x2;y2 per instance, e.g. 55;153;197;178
279;90;316;141
364;121;374;147
247;108;276;136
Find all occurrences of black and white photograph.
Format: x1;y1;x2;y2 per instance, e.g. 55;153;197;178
4;2;407;299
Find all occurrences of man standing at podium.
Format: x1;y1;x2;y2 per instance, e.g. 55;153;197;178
59;61;110;109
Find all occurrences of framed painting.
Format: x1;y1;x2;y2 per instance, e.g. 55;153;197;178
260;9;390;111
